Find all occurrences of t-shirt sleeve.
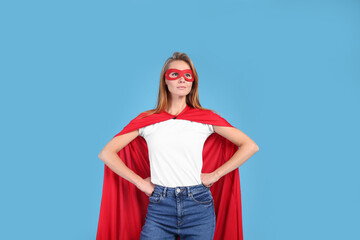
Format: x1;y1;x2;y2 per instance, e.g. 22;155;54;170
138;127;144;137
207;124;214;134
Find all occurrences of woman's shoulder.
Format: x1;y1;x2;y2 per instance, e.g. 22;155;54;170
193;106;222;118
134;108;157;119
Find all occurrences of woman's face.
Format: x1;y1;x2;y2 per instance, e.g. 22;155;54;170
165;60;193;98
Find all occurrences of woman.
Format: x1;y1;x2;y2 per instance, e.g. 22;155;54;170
97;52;259;240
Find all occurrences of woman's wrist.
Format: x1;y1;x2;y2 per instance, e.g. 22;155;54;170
213;170;222;182
134;177;146;189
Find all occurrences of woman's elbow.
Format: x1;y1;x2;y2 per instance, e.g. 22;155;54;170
240;140;259;152
244;142;259;152
98;151;107;161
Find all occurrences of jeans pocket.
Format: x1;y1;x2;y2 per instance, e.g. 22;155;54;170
190;189;213;205
149;191;162;204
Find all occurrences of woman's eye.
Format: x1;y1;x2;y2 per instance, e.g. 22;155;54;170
185;73;192;78
170;72;178;77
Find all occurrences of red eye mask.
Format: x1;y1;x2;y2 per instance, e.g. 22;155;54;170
165;68;194;82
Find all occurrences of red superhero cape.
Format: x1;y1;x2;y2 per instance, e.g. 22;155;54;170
96;105;243;240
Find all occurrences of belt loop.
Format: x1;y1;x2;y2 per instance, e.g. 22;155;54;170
187;186;191;197
163;186;167;198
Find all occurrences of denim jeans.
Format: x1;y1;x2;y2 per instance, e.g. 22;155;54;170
139;183;216;240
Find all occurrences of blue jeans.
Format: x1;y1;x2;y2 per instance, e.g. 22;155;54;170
140;183;216;240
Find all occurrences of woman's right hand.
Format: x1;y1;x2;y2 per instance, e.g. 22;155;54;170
137;177;155;196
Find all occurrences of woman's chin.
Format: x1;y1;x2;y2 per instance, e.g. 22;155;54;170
170;92;190;97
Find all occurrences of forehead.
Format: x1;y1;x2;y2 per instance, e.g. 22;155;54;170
168;60;191;70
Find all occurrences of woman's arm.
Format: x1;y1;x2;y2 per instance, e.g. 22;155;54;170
98;130;154;195
201;125;259;186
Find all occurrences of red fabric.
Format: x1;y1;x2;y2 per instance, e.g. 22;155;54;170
96;105;243;240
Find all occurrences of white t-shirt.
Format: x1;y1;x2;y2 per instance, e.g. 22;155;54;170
138;119;214;187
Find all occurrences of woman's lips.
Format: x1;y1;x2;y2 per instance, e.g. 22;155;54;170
177;87;186;89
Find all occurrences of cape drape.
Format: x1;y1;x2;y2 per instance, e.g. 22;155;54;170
96;105;243;240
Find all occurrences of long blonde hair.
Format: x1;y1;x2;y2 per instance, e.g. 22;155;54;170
139;52;217;118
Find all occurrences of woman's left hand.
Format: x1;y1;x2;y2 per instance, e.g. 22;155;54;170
200;172;220;187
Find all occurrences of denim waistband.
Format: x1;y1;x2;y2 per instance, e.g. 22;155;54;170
153;183;210;198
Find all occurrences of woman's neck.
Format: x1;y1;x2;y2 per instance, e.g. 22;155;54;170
166;100;187;116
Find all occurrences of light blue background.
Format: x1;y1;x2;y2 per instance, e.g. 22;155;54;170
1;0;359;239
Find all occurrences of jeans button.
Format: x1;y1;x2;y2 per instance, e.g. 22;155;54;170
176;188;180;193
